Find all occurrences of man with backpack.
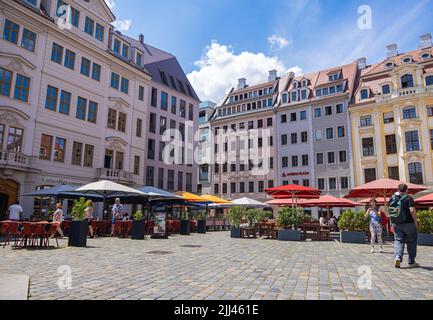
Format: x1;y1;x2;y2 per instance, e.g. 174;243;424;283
388;184;419;269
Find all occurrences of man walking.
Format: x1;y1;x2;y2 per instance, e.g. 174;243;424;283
8;201;23;221
389;184;419;268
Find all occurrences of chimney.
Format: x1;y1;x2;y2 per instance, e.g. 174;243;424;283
420;33;432;50
238;78;247;90
357;57;367;70
268;70;278;82
138;34;144;44
386;44;398;58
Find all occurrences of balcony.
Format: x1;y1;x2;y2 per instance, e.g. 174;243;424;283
0;150;35;172
376;86;432;103
97;168;134;184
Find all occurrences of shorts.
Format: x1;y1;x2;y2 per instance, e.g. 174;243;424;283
112;218;121;225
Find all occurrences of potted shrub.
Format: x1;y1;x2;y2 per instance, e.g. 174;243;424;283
277;207;303;241
197;210;207;234
68;198;89;247
131;210;146;240
417;210;433;246
180;210;190;235
227;206;245;238
338;210;368;244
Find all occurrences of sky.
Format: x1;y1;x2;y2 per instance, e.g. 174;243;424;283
105;0;433;102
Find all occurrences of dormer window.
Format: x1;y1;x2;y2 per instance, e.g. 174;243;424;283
421;53;431;60
385;62;394;69
401;74;414;88
122;43;129;58
315;89;322;97
136;51;143;66
113;39;120;54
293;81;298;89
291;91;297;102
402;56;413;64
302;80;308;87
301;89;307;100
360;89;369;100
328;73;339;81
282;93;288;104
382;84;391;95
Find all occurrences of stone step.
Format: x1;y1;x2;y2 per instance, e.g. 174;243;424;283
0;274;29;300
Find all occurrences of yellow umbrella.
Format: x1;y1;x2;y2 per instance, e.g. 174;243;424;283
200;194;233;204
175;191;209;203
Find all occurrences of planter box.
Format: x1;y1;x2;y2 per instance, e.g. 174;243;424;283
340;231;366;244
68;220;88;247
230;228;241;238
131;220;146;240
197;220;206;234
278;229;302;241
180;220;190;235
418;233;433;246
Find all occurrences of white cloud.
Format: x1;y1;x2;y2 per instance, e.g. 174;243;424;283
187;41;302;102
112;19;132;32
105;0;115;10
268;35;291;50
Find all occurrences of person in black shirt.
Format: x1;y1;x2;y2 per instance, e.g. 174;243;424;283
392;184;419;268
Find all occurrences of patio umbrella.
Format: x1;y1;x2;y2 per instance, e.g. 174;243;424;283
264;184;321;208
23;184;103;201
345;178;428;199
72;180;145;219
415;192;433;206
232;197;270;208
109;186;183;204
265;198;308;206
359;197;390;206
200;194;232;204
301;195;361;208
175;191;209;203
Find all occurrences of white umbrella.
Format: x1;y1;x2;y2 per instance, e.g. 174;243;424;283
232;197;270;208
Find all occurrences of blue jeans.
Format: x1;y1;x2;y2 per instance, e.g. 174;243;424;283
393;223;418;264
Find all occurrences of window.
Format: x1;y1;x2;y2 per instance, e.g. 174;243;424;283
138;86;144;101
337;126;345;138
430;130;433;150
301;89;307;100
167;169;174;190
51;43;63;64
281;134;288;145
158;142;165;161
248;182;255;193
84;17;95;36
401;74;414;88
360;89;369;100
315;89;322;97
327;152;335;164
385;135;397;154
21;28;36;51
316;153;324;165
120;78;129;94
328;178;337;190
408;163;423;185
151;88;157;107
383;112;394;124
388;166;400;181
0;68;12;96
149;113;156;133
221;183;228;194
339;150;347;163
317;179;325;190
299;110;307;120
160;92;168;111
291;91;297;102
91;63;101;81
7;127;23;152
402;107;417;119
302;154;309;166
159;116;167;135
122;44;129;59
281;114;287;123
147;139;155;160
405;131;420;152
14;74;30;102
146;167;154;187
325;106;332;116
426;76;433;86
107;108;117;129
291;133;297;144
3;19;20;44
326;128;334;140
64;50;76;70
76;97;87;120
171;96;177;114
282;156;288;168
364;168;376;183
113;39;120;54
84;144;94;168
87;101;97;123
340;177;349;190
214;184;219;195
54;137;66;162
315;130;322;141
136;118;142;137
180;100;186;118
314;108;321;118
71;7;80;27
118;112;126;132
360;115;372;127
59;90;71;115
71;141;83;166
158;168;164;189
110;73;120;89
80;58;91;77
45;86;58;111
362;137;374;157
95;23;104;42
136;52;143;66
301;131;308;143
292;155;298;167
336;104;344;114
267;117;273;127
382;84;391;95
290;113;297;122
39;134;53;161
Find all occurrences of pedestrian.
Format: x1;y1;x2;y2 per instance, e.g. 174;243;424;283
110;198;124;236
365;198;384;253
7;201;23;221
85;200;95;238
388;184;419;268
52;203;65;238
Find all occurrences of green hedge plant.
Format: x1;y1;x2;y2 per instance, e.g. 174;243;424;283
277;207;304;230
71;197;87;221
338;210;368;232
417;210;433;234
227;206;246;229
133;210;144;221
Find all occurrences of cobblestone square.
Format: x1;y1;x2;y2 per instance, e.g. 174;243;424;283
1;232;432;300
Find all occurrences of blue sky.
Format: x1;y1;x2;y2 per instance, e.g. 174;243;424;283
107;0;433;101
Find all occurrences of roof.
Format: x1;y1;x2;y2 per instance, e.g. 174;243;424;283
121;34;200;101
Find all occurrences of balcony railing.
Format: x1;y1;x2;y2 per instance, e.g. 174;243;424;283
376;86;432;102
0;150;34;169
97;168;134;184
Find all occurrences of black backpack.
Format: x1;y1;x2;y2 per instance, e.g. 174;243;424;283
388;194;408;224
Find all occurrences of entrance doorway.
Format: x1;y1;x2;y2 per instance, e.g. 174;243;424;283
0;194;9;220
0;179;19;220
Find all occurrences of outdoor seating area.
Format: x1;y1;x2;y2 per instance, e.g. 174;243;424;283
0;221;60;249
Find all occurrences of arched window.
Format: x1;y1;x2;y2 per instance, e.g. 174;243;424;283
408;162;424;185
282;93;288;104
401;74;414;88
360;89;369;100
301;89;307;100
291;91;297;102
426;76;433;86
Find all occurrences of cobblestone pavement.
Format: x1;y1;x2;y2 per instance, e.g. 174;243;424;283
1;232;432;300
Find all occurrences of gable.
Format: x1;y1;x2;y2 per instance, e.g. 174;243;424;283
75;0;116;23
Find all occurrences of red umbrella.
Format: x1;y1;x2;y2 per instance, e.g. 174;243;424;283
345;178;428;199
415;193;433;206
359;197;390;206
265;198;308;206
265;184;321;208
301;195;361;208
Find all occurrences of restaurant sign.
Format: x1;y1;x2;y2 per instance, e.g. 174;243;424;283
282;172;310;178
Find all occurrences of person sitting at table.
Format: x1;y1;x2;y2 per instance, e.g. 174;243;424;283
85;200;95;238
52;203;64;238
111;198;124;236
319;214;328;227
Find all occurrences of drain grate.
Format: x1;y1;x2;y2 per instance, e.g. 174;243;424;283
147;250;174;255
181;245;203;248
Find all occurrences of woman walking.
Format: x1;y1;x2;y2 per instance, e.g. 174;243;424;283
365;198;384;253
85;200;95;238
52;203;64;238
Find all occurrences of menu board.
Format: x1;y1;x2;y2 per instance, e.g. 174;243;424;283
153;203;167;238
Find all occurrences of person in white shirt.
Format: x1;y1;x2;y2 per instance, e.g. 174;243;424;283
8;201;23;221
111;198;124;236
52;203;64;238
